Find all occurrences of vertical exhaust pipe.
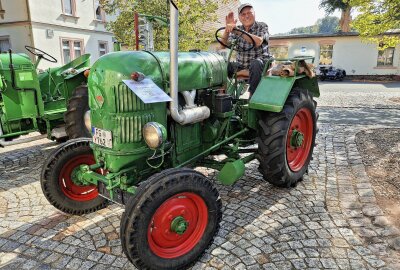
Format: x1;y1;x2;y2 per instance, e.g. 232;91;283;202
168;1;210;125
169;1;180;122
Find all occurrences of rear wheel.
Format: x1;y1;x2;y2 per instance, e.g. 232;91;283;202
256;87;317;187
65;85;91;139
121;168;222;270
41;138;107;215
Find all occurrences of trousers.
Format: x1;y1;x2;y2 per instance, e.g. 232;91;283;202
227;59;265;95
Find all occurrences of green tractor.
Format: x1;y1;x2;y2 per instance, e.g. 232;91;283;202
41;3;319;270
0;46;92;145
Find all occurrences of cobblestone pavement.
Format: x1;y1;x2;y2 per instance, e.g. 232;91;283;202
1;83;400;269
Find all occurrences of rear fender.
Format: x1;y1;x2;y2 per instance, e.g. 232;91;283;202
248;75;320;114
247;75;320;130
248;75;296;113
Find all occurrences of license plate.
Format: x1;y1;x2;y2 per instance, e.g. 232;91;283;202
92;127;113;148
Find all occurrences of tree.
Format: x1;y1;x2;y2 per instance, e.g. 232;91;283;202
288;25;318;34
319;0;352;32
348;0;400;48
100;0;222;51
317;16;340;33
286;16;339;34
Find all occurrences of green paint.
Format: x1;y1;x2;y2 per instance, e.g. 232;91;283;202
295;76;320;98
249;76;295;112
77;52;320;200
177;128;249;168
18;72;33;81
217;159;245;185
0;52;90;139
249;56;320;113
170;216;188;235
290;129;304;148
71;167;83;185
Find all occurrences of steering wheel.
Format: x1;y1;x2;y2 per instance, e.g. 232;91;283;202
215;27;256;52
25;45;57;63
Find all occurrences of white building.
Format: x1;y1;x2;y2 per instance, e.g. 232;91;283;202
0;0;116;69
269;32;400;76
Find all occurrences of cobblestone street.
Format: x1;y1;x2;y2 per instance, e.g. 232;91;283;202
1;82;400;269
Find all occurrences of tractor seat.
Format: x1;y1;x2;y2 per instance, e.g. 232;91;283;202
236;75;249;81
236;69;250;81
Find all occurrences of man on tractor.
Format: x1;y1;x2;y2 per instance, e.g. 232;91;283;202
220;3;270;95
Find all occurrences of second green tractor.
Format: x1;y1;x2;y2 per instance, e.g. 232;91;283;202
0;46;92;145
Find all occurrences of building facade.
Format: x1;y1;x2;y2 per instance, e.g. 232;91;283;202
269;32;400;76
0;0;115;69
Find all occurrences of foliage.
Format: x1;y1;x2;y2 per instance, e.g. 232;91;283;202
348;0;400;48
317;16;340;33
319;0;350;14
319;0;352;32
287;16;339;34
100;0;225;51
288;25;318;35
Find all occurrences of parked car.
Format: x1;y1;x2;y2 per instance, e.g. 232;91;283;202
319;66;346;81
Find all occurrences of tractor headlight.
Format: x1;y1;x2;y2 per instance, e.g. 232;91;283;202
143;122;167;149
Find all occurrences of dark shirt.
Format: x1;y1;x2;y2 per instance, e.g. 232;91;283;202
229;21;270;69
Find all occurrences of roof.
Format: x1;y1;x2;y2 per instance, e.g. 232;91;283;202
271;29;400;40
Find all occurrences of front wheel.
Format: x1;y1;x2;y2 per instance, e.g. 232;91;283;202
41;138;107;215
121;168;222;270
256;87;317;187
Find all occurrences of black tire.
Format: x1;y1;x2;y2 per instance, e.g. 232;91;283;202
256;87;317;187
121;168;222;270
41;138;107;215
64;85;91;139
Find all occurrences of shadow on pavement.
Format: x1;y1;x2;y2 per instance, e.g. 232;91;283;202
0;160;384;269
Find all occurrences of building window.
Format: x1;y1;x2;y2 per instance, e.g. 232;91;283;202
98;41;108;56
0;37;10;53
62;0;76;16
319;44;333;65
377;47;394;66
61;39;83;64
94;0;105;21
270;46;288;59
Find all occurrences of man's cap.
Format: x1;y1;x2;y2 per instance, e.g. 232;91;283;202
238;3;253;14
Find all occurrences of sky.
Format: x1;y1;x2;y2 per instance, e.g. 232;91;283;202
242;0;341;35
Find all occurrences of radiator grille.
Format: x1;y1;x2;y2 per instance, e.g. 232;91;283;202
114;84;151;113
116;114;154;143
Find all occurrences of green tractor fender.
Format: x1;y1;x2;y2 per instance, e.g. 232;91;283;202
249;56;320;114
247;57;320;130
249;75;320;112
56;53;91;79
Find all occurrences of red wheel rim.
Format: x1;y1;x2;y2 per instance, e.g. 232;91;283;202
148;192;208;259
59;154;99;201
286;108;314;172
